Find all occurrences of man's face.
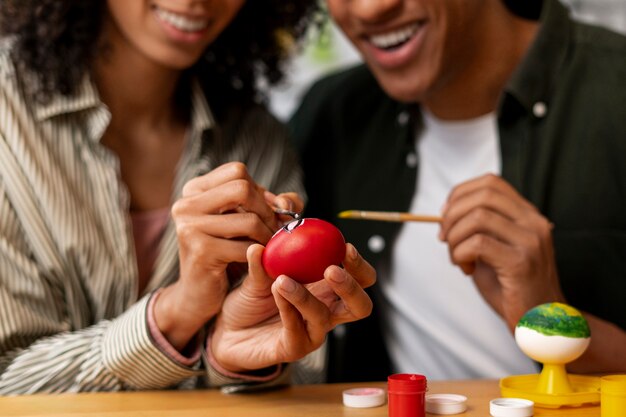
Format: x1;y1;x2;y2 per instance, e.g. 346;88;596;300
327;0;488;103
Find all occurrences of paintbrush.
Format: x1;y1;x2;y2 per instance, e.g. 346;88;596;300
338;210;442;223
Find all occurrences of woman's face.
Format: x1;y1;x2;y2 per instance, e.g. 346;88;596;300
327;0;488;103
105;0;245;69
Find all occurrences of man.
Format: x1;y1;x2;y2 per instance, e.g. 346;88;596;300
290;0;626;382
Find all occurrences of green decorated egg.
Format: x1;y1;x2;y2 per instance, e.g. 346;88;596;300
515;303;590;364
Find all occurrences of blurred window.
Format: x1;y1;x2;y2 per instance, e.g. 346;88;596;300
563;0;626;35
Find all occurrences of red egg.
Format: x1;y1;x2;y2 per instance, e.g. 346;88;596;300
262;218;346;284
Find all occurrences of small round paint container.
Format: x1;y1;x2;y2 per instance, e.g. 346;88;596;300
601;375;626;417
342;387;386;408
426;393;468;414
388;373;427;417
489;398;534;417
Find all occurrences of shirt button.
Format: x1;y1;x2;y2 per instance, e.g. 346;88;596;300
533;101;547;118
406;152;418;168
333;324;346;338
397;111;410;126
368;235;386;253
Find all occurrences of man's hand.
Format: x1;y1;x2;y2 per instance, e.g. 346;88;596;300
439;174;566;330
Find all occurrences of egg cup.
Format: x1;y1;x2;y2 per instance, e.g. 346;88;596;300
499;302;601;408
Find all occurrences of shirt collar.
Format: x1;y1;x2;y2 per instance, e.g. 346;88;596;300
504;0;572;113
34;74;101;121
34;74;214;136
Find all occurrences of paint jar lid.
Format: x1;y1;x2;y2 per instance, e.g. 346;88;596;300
489;398;534;417
342;387;386;408
388;373;427;393
425;393;468;414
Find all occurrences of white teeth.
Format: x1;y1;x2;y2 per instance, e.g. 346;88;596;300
155;7;209;32
369;23;420;49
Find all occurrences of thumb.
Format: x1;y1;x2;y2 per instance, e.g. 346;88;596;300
238;243;274;295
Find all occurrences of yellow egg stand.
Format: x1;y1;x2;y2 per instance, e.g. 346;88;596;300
499;302;601;408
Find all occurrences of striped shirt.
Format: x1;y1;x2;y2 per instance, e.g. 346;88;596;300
0;39;310;394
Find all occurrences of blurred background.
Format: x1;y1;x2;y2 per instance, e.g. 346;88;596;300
268;0;626;122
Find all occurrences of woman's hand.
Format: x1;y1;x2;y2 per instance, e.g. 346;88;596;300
210;242;375;373
154;162;302;350
439;174;566;330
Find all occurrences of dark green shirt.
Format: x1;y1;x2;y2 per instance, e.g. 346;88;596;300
290;0;626;382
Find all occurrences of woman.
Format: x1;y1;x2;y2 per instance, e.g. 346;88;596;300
0;0;375;394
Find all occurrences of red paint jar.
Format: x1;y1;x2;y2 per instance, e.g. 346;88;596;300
388;373;427;417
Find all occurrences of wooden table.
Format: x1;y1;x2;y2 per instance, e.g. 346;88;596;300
0;380;599;417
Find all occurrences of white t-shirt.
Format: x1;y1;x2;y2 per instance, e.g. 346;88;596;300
378;109;537;380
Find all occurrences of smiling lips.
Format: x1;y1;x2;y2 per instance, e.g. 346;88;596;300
362;20;427;69
153;6;209;33
368;22;422;50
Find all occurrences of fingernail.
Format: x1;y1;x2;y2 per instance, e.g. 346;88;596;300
328;268;346;284
347;244;358;261
274;195;292;211
279;276;297;293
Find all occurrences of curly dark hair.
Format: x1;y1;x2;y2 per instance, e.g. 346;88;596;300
0;0;320;104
